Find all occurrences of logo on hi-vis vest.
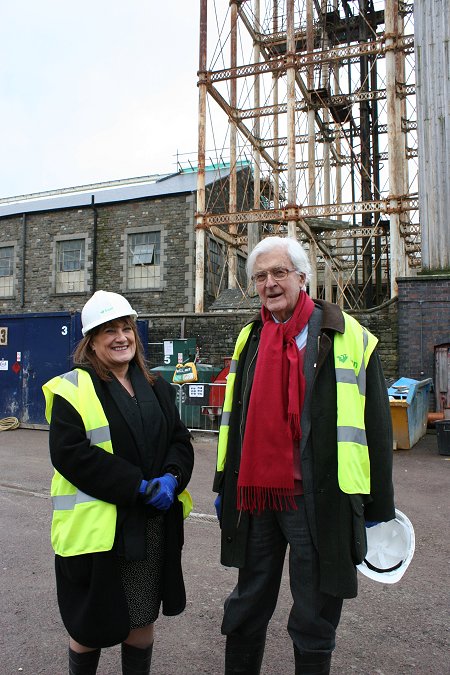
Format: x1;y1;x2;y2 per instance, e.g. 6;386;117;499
337;354;358;369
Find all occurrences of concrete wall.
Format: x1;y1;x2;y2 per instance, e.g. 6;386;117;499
415;0;450;271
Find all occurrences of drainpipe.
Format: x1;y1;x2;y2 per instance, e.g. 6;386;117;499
418;299;424;377
21;213;26;307
91;195;98;292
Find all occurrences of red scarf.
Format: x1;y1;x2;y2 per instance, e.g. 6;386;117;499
237;291;315;513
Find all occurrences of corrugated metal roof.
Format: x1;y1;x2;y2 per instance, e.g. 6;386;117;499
0;166;233;218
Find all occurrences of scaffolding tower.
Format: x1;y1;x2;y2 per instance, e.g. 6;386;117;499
195;0;419;312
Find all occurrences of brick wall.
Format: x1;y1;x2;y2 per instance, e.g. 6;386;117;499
144;299;399;381
145;311;255;369
353;299;399;381
397;276;450;381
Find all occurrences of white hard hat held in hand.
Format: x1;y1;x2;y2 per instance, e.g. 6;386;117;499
357;509;415;584
81;290;138;336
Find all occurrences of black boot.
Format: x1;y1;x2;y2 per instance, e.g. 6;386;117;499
294;646;331;675
121;642;153;675
68;647;101;675
225;635;265;675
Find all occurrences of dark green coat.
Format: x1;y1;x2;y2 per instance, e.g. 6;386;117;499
214;300;395;599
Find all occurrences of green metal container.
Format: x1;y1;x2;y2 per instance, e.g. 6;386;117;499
161;339;197;367
150;361;220;429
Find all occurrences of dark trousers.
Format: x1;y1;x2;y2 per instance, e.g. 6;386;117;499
222;496;343;656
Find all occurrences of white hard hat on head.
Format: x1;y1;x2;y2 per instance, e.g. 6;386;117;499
357;509;415;584
81;290;138;336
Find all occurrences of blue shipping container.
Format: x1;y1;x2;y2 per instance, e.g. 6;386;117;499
0;312;148;427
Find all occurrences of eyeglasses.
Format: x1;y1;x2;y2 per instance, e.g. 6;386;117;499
251;267;298;285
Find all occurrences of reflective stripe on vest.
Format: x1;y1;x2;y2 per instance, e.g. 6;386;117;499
217;323;254;472
335;312;378;494
216;312;377;495
44;369;193;549
43;368;117;557
52;490;96;510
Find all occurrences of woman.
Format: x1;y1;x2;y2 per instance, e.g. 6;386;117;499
43;290;194;675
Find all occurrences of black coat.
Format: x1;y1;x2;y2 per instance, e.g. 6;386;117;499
49;363;194;647
214;301;395;599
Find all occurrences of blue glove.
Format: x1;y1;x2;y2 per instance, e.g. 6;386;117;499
214;494;222;520
365;520;381;528
146;473;178;511
139;480;157;504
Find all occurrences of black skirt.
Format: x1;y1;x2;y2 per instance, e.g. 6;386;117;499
118;515;164;628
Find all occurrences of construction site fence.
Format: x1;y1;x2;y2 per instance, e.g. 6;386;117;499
170;382;226;434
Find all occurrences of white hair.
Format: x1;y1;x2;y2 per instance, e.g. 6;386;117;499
246;236;311;286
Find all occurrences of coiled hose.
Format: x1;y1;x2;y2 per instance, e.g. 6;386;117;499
0;417;20;431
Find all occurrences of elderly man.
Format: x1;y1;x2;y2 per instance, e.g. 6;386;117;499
214;236;395;675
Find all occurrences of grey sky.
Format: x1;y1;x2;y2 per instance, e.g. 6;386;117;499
0;1;201;198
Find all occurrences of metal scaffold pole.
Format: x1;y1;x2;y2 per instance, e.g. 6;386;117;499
195;0;207;313
386;0;407;296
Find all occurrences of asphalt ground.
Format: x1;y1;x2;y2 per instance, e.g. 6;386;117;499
0;428;448;675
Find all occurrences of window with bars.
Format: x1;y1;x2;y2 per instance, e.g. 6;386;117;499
237;253;247;289
127;231;161;289
56;239;85;293
207;239;248;296
207;238;225;296
0;246;14;297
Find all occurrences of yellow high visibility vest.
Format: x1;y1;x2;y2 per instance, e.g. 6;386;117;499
334;312;378;494
44;369;192;557
217;313;377;494
43;369;117;556
216;323;253;473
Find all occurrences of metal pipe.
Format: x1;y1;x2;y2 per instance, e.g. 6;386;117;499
305;0;318;297
91;195;98;292
21;213;26;307
359;0;373;308
321;0;332;302
307;0;316;208
249;0;261;255
333;0;344;307
371;53;383;304
272;0;280;214
228;0;238;289
345;13;358;305
386;0;407;295
286;0;297;239
195;0;208;313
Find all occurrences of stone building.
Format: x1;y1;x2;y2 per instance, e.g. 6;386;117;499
0;165;253;317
